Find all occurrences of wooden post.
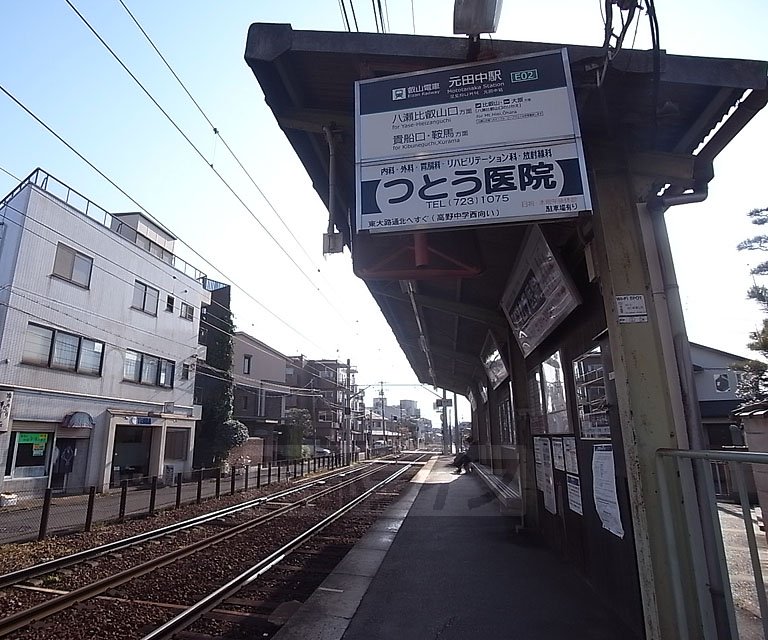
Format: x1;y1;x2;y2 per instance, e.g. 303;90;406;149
84;486;96;532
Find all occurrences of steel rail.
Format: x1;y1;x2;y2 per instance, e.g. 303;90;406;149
141;456;425;640
0;463;396;638
0;460;379;590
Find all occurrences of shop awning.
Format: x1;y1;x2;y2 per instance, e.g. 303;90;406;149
61;411;95;429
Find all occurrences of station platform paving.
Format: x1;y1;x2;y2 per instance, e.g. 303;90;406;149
273;454;639;640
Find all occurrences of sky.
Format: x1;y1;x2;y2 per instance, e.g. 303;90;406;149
0;1;766;426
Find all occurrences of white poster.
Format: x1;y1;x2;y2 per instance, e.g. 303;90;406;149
592;444;624;538
552;437;565;471
541;438;556;515
566;474;583;515
564;436;578;474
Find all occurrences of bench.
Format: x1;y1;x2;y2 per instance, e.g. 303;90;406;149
470;463;522;515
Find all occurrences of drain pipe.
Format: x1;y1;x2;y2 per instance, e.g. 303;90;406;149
649;181;734;638
323;125;337;238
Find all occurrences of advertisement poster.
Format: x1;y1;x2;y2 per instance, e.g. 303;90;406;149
592;444;624;538
566;474;583;515
552;437;565;471
501;226;580;357
564;436;579;474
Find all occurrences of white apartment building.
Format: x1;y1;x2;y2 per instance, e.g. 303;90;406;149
0;169;210;495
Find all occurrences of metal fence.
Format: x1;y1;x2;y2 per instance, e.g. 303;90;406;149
0;453;356;545
657;449;768;640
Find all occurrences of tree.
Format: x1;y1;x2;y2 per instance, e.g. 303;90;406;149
215;419;249;457
193;295;236;468
735;206;768;403
280;407;312;459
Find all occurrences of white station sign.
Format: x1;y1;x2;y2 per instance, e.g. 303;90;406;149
355;49;591;234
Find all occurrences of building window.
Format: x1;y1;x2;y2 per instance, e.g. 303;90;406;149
21;323;104;375
132;280;159;315
242;394;249;410
164;428;189;461
181;363;190;380
124;349;174;388
52;243;92;288
166;295;175;312
243;354;252;375
4;432;52;478
180;302;194;321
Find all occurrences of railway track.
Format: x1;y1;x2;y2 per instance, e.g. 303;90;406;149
0;452;429;640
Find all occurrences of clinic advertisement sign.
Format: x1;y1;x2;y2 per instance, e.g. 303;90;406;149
355;49;591;234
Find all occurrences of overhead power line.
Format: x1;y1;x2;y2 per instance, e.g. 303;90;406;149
63;0;349;326
114;1;331;287
1;165;366;386
0;88;322;351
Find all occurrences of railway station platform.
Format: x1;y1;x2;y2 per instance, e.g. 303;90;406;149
273;454;638;640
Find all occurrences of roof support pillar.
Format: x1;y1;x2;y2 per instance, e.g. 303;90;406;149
590;144;705;639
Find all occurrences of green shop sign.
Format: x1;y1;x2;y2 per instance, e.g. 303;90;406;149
18;433;49;444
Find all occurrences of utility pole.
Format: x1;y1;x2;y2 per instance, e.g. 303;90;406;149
345;358;352;462
379;381;386;448
453;390;460;452
441;387;449;455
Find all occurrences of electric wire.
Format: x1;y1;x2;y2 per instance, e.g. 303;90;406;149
63;0;349;326
0;167;322;357
410;0;416;34
0;89;322;350
114;0;335;293
348;0;360;31
0;182;363;392
338;0;351;31
371;0;381;32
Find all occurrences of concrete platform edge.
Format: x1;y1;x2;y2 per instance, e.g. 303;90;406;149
270;456;438;640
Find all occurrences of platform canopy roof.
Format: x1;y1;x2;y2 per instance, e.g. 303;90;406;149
245;23;767;394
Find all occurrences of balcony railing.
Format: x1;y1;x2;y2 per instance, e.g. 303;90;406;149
657;448;768;639
2;168;206;282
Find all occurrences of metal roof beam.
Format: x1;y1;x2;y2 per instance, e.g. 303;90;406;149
375;289;508;330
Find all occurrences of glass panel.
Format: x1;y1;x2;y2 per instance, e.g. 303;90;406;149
132;282;145;309
22;324;53;365
166;295;174;312
573;346;610;439
124;350;141;382
141;355;159;385
159;360;174;388
51;332;79;370
13;432;51;477
528;371;546;434
542;351;571;434
78;339;103;375
71;253;92;287
53;243;74;279
144;286;159;315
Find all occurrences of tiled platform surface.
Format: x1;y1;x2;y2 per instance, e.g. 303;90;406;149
273;455;638;640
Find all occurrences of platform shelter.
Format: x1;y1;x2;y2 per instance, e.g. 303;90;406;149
244;24;767;639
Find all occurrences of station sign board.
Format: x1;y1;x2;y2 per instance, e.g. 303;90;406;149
355;49;591;234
